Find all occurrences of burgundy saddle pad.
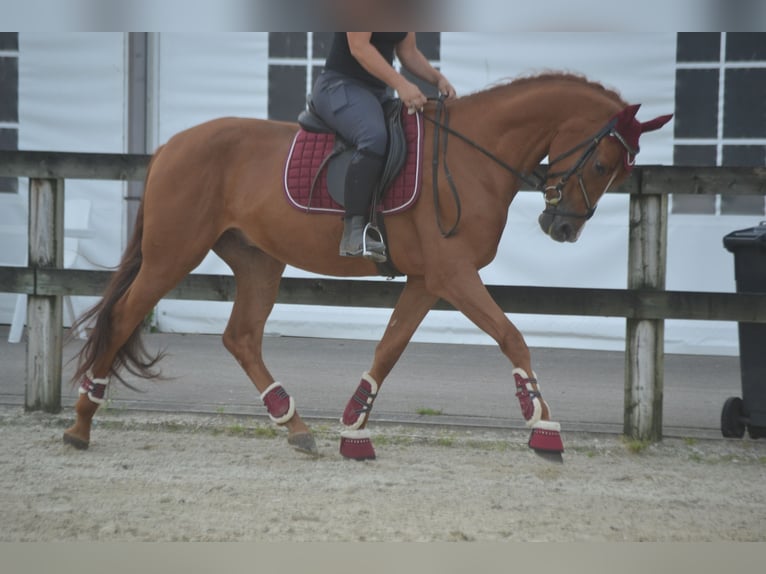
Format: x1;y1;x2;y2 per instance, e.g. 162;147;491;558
283;108;424;215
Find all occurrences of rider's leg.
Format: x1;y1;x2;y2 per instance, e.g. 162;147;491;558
339;149;386;261
310;73;390;261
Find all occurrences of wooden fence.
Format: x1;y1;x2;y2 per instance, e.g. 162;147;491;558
2;150;766;441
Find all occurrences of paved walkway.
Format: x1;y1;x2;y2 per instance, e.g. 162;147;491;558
0;326;744;439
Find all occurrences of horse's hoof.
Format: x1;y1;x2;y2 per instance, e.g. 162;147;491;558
528;420;564;464
63;432;89;450
339;429;376;461
288;432;319;456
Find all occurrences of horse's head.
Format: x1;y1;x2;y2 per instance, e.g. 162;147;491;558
538;104;672;243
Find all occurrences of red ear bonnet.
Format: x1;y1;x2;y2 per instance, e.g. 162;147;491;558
610;103;673;171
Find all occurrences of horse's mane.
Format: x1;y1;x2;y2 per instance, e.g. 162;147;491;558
460;72;627;106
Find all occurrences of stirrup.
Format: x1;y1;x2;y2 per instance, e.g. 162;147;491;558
362;222;387;263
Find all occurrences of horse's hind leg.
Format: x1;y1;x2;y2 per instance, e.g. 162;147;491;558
339;276;438;460
213;230;317;456
63;247;212;449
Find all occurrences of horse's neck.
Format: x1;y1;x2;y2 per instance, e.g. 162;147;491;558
449;91;560;194
451;84;612;194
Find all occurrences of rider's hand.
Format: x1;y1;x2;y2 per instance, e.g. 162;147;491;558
438;77;457;100
398;81;428;114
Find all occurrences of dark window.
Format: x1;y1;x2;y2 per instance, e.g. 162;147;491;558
674;145;717;166
671;145;717;214
312;33;333;59
674;69;718;138
726;33;766;61
673;33;765;216
0;33;18;194
0;127;17;149
415;33;440;60
0;32;18;51
721;145;766;214
723;145;766;166
268;65;308;122
0;128;18;193
268;33;307;59
723;69;766;138
0;57;19;123
677;33;720;62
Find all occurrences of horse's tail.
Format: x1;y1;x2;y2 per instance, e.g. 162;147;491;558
70;146;166;388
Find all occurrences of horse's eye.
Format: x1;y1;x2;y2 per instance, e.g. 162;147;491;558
594;161;607;175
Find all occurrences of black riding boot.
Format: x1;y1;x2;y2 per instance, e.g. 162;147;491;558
339;150;387;262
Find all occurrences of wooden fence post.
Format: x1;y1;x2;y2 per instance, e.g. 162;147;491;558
25;178;64;412
624;190;668;441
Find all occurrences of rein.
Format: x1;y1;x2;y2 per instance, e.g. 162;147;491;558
422;96;631;235
429;96;463;237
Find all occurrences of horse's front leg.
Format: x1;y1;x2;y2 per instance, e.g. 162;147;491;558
429;267;564;456
339;276;438;460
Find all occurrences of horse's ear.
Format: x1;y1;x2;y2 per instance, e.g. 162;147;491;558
615;103;641;129
610;104;672;171
640;114;673;133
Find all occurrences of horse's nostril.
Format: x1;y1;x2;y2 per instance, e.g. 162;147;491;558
559;222;573;240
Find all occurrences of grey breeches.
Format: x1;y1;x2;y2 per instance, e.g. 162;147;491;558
311;70;391;158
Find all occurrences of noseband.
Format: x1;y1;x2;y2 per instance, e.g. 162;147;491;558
423;97;637;234
541;118;625;221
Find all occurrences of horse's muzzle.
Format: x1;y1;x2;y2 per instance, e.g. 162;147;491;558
538;212;580;243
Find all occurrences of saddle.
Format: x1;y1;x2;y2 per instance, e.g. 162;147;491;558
284;98;423;216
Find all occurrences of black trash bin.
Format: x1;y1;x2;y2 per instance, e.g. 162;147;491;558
722;221;766;439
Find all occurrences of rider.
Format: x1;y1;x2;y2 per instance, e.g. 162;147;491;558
311;32;457;262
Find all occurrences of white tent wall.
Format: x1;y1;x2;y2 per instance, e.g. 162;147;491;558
151;32;267;334
1;32;750;355
0;33;126;325
0;192;26;319
438;32;746;355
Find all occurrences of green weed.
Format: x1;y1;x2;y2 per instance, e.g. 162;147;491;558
416;408;443;416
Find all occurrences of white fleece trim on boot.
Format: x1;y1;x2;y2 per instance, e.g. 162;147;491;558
259;382;296;425
259;381;283;400
79;371;109;405
511;367;538;380
361;371;379;395
340;428;372;440
341;371;379;430
532;420;561;432
512;367;551;428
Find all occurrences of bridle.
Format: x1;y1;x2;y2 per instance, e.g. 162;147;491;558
540;117;630;221
422;96;638;236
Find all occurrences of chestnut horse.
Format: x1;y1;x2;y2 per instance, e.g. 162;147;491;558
63;73;671;461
